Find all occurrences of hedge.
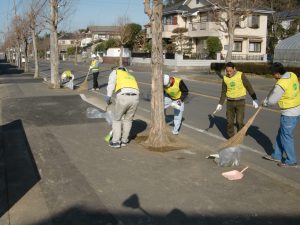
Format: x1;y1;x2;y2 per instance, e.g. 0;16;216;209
211;62;300;77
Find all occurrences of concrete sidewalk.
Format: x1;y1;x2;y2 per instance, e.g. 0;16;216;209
1;62;300;225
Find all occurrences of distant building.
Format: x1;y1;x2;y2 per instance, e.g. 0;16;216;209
275;8;300;31
87;26;119;41
58;33;77;54
146;0;273;61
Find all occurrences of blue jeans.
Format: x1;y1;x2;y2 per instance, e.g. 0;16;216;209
164;96;184;133
272;115;299;164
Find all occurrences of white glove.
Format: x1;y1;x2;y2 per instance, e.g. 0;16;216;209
216;104;223;112
262;98;268;107
252;100;259;109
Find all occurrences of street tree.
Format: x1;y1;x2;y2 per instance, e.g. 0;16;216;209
43;0;72;88
116;16;132;66
209;0;263;62
144;0;172;149
28;0;47;78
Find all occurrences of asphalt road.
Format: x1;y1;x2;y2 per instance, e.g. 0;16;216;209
32;60;300;160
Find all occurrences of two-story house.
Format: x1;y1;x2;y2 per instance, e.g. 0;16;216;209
58;33;77;54
87;26;120;42
149;0;272;61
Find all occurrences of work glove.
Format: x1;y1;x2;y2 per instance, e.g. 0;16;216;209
105;96;111;105
252;100;259;109
215;104;223;112
171;100;181;110
262;98;268;107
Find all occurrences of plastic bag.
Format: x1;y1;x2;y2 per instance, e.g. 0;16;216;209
214;146;241;167
104;110;112;125
86;107;105;119
86;107;113;125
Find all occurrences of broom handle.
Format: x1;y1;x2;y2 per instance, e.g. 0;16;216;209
240;166;249;174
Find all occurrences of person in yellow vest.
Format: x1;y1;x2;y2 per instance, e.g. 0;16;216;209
105;66;139;148
262;62;300;168
215;62;258;138
163;74;189;135
89;54;100;90
60;70;74;89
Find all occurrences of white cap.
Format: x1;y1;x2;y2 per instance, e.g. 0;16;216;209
163;74;170;86
91;54;96;58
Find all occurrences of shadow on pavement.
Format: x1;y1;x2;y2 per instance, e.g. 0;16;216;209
0;62;24;75
0;120;40;217
130;119;148;139
246;125;274;155
28;193;300;225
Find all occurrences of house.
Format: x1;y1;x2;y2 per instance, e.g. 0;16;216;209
58;33;77;54
274;8;300;31
147;0;273;61
87;26;119;42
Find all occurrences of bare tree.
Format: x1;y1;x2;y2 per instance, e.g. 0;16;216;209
28;0;47;78
144;0;172;149
42;0;72;88
116;16;132;66
209;0;263;62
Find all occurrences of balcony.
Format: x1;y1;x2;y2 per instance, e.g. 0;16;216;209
188;22;219;37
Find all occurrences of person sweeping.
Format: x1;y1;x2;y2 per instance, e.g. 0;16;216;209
215;62;259;138
262;62;300;168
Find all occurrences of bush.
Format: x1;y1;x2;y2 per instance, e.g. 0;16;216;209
211;62;300;77
207;37;222;58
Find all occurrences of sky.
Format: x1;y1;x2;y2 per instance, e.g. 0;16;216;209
0;0;149;41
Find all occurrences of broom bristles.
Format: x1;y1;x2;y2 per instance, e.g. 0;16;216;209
77;74;89;92
218;106;262;150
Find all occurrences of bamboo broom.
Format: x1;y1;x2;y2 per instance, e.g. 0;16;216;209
77;70;90;92
218;106;263;150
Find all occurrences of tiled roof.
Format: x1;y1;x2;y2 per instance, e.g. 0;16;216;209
88;26;118;33
275;9;300;20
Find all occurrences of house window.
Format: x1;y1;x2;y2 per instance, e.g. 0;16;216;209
199;13;208;22
61;40;65;44
233;41;242;52
163;15;177;25
249;41;261;52
196;0;201;4
248;15;260;29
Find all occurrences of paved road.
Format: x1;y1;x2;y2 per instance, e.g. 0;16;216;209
1;61;300;225
32;60;300;160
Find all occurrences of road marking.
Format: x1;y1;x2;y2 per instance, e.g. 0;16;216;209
138;81;280;113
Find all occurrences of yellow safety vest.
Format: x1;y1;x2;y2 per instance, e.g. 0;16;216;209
224;71;246;99
115;69;139;92
164;77;182;100
90;60;99;72
276;72;300;109
62;70;72;78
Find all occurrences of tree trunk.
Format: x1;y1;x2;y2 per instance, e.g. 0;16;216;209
119;45;123;66
24;40;29;73
226;31;234;63
50;0;60;88
75;44;78;65
144;0;171;149
32;27;39;78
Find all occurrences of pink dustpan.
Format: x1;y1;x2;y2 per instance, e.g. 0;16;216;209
222;166;248;181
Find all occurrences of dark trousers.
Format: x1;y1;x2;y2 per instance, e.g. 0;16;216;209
226;99;245;138
92;71;99;89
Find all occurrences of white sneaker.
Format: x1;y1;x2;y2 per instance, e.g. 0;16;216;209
172;130;179;135
91;88;95;91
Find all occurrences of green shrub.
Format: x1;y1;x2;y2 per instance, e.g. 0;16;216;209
207;37;222;59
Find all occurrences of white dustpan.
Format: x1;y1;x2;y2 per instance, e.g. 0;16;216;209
222;166;248;181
